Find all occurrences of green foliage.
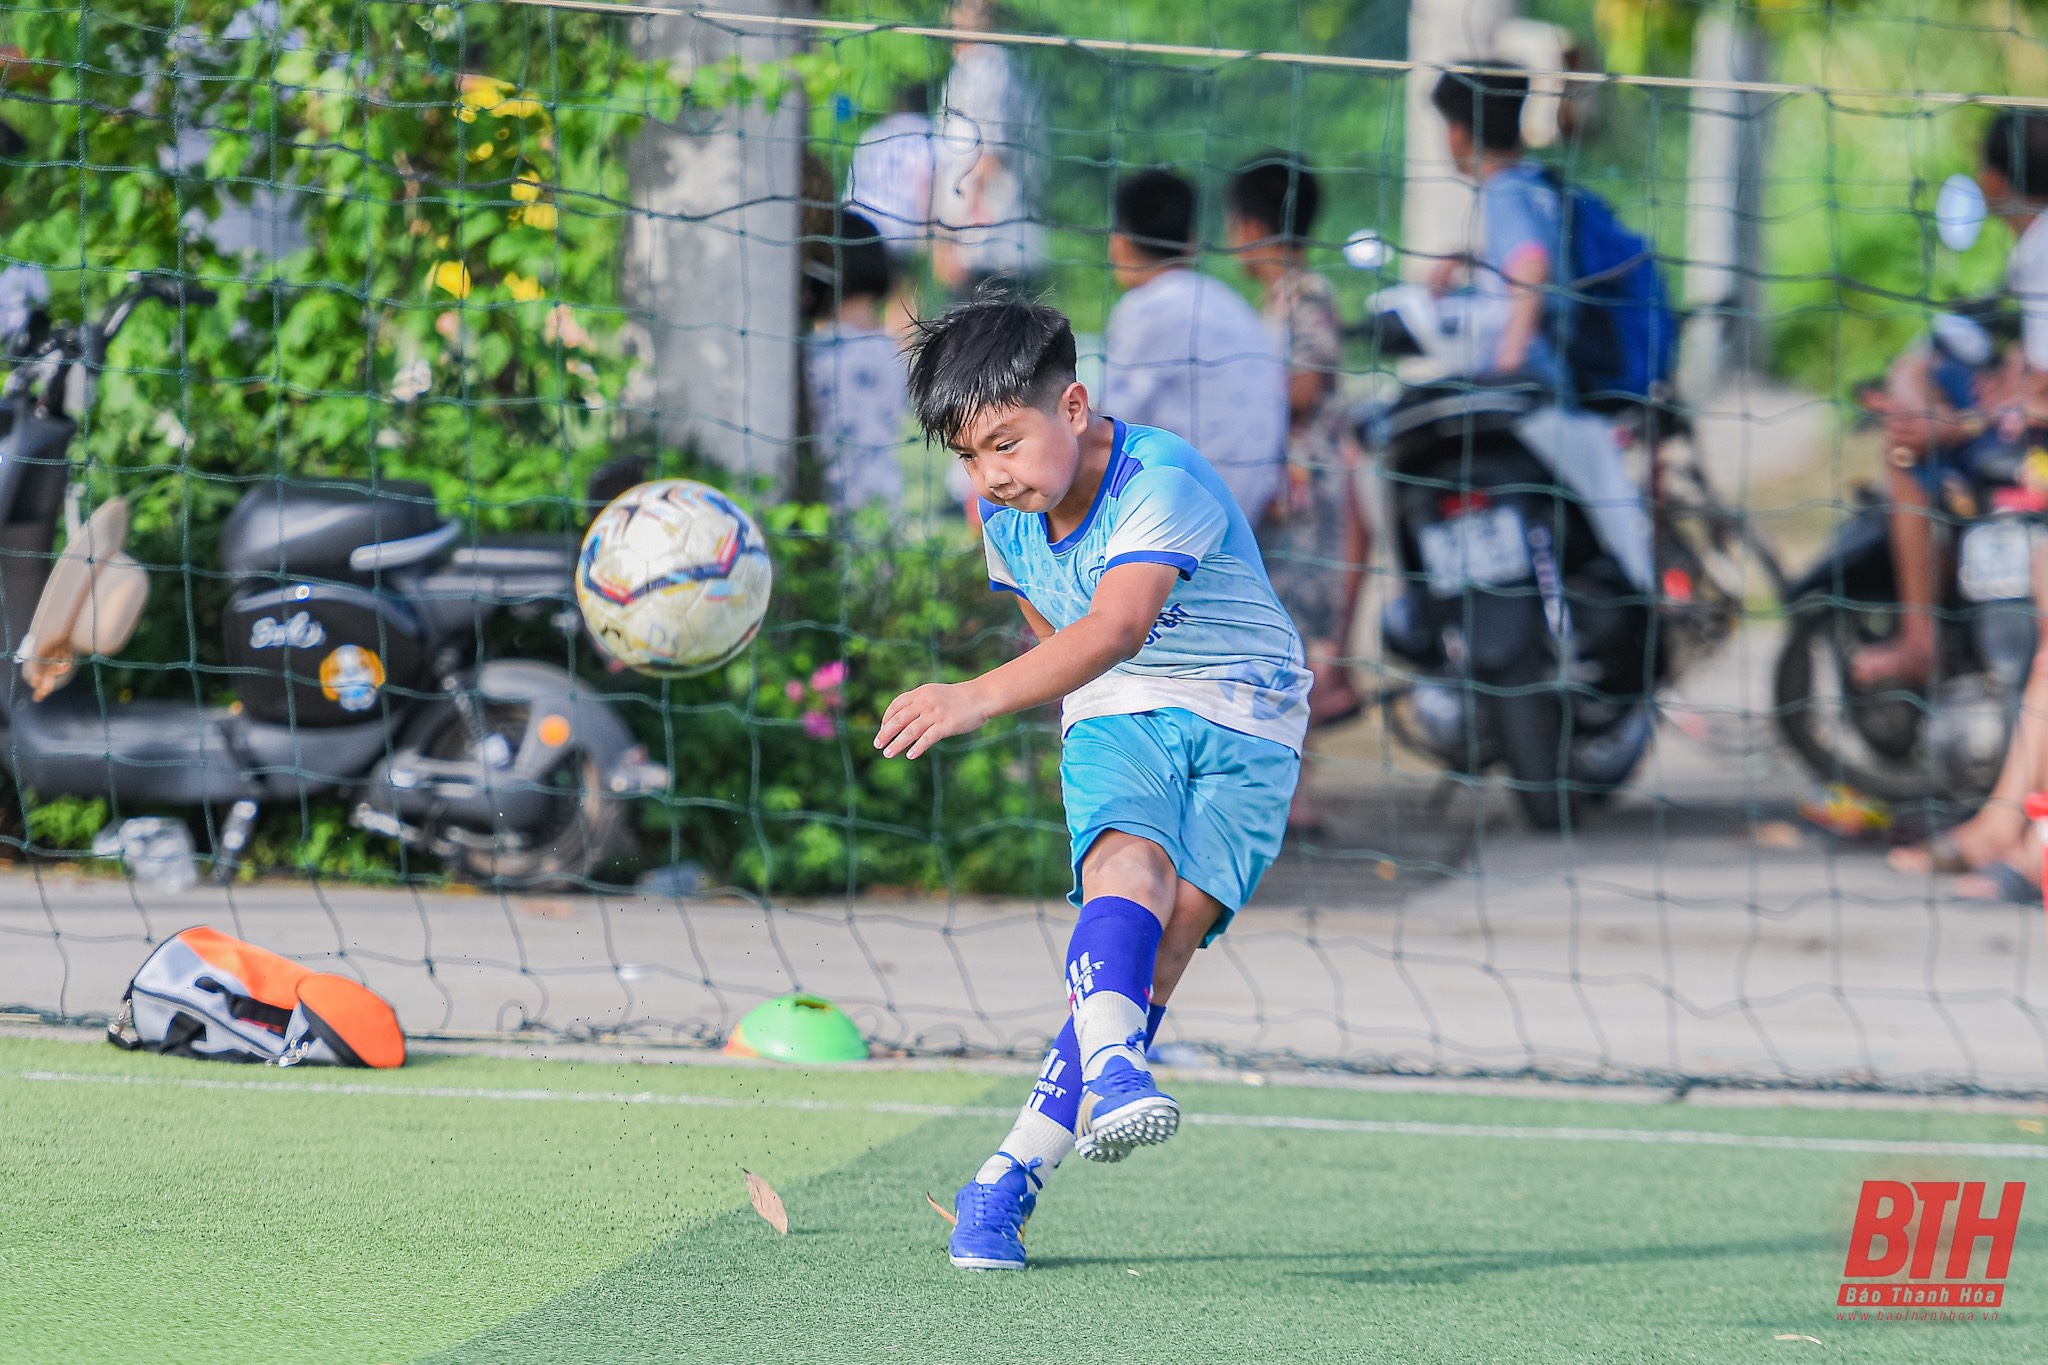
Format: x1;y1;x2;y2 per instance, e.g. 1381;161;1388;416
0;0;677;688
623;501;1069;898
21;793;108;854
1763;19;2018;394
0;1;1068;898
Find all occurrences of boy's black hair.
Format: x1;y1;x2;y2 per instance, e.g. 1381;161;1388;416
833;208;894;302
1113;167;1197;262
893;80;928;115
1431;62;1528;153
1984;109;2048;200
903;293;1079;446
1226;155;1321;244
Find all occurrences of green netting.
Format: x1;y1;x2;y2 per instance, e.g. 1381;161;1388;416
0;0;2045;1096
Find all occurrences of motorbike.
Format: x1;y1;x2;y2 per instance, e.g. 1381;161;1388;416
1355;275;1781;827
1773;306;2034;806
0;274;668;884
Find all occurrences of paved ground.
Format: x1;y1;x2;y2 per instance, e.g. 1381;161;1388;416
4;617;2043;1093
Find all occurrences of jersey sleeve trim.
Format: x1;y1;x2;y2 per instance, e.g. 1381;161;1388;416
988;579;1026;597
1105;549;1198;580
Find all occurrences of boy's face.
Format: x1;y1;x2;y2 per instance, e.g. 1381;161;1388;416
950;382;1090;512
1978;162;2038;232
1110;232;1185;291
1444;121;1478;179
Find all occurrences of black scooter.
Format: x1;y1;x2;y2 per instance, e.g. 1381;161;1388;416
1355;281;1778;827
0;275;666;884
1372;376;1661;828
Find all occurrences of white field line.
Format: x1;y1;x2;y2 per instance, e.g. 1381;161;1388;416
17;1069;2048;1161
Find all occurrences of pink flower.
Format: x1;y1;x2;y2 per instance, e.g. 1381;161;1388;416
784;680;805;703
801;710;835;740
810;660;846;693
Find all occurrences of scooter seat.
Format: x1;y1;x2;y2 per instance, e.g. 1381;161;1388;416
220;480;439;578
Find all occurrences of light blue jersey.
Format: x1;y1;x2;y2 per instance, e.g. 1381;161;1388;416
981;420;1311;752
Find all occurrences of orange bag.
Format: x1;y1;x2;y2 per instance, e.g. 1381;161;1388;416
110;926;405;1068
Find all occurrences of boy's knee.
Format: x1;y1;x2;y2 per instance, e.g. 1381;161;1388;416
1079;830;1175;918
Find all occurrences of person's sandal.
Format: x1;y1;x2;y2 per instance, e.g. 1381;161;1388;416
1952;862;2040;907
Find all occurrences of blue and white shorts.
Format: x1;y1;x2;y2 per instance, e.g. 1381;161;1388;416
1060;708;1301;944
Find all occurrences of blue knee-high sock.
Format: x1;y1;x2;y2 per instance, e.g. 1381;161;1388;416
1146;1002;1167;1049
1065;895;1162;1079
1031;1017;1082;1130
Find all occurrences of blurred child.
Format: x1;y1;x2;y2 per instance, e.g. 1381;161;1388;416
1226;155;1368;830
844;82;936;333
804;209;910;513
1428;63;1571;397
1102;167;1288;525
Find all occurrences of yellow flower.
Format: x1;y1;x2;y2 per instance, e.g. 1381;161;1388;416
502;271;544;304
431;261;472;300
494;98;545;120
519;202;557;232
469;141;495;163
458;74;510;115
511;172;543;203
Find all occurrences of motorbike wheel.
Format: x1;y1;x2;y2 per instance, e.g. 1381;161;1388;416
423;700;624;888
1772;595;1942;804
1490;652;1574;831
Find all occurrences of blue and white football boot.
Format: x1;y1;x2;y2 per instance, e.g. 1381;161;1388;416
947;1155;1041;1271
1074;1054;1179;1163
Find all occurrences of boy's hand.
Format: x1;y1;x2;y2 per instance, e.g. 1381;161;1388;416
875;682;991;759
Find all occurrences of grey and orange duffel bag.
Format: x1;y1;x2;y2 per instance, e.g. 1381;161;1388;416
108;926;405;1068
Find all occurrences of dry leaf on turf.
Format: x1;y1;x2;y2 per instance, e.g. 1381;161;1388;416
925;1192;958;1227
744;1170;789;1234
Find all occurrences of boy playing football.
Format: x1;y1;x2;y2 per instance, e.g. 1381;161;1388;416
875;296;1310;1270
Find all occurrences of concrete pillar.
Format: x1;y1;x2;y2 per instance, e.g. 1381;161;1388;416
625;0;804;483
1402;0;1514;281
1681;11;1769;395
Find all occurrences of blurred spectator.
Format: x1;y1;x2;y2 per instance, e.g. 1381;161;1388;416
845;81;936;334
846;82;937;258
1226;156;1367;831
1856;110;2048;690
804;209;910;515
1885;112;2048;900
1102;166;1288;525
1428;63;1571;398
931;0;1046;298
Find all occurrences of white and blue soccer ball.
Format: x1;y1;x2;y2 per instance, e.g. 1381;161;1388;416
575;479;773;677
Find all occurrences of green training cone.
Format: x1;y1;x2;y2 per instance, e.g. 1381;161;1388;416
724;994;870;1063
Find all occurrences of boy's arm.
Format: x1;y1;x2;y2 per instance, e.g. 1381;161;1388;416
1491;246;1550;376
876;562;1178;759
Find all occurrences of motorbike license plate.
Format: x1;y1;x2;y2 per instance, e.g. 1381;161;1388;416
1959;520;2035;602
1418;506;1530;597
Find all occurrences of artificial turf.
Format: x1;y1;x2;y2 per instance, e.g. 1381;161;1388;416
3;1032;2044;1363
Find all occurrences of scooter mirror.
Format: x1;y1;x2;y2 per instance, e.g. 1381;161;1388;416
1936;173;1986;253
1343;229;1388;272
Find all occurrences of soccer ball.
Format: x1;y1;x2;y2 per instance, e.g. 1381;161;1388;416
575;479;773;676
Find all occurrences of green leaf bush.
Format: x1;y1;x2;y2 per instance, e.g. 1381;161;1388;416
0;1;1068;896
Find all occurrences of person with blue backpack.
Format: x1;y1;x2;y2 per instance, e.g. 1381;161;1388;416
1421;60;1667;597
1427;62;1679;409
1428;63;1573;400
